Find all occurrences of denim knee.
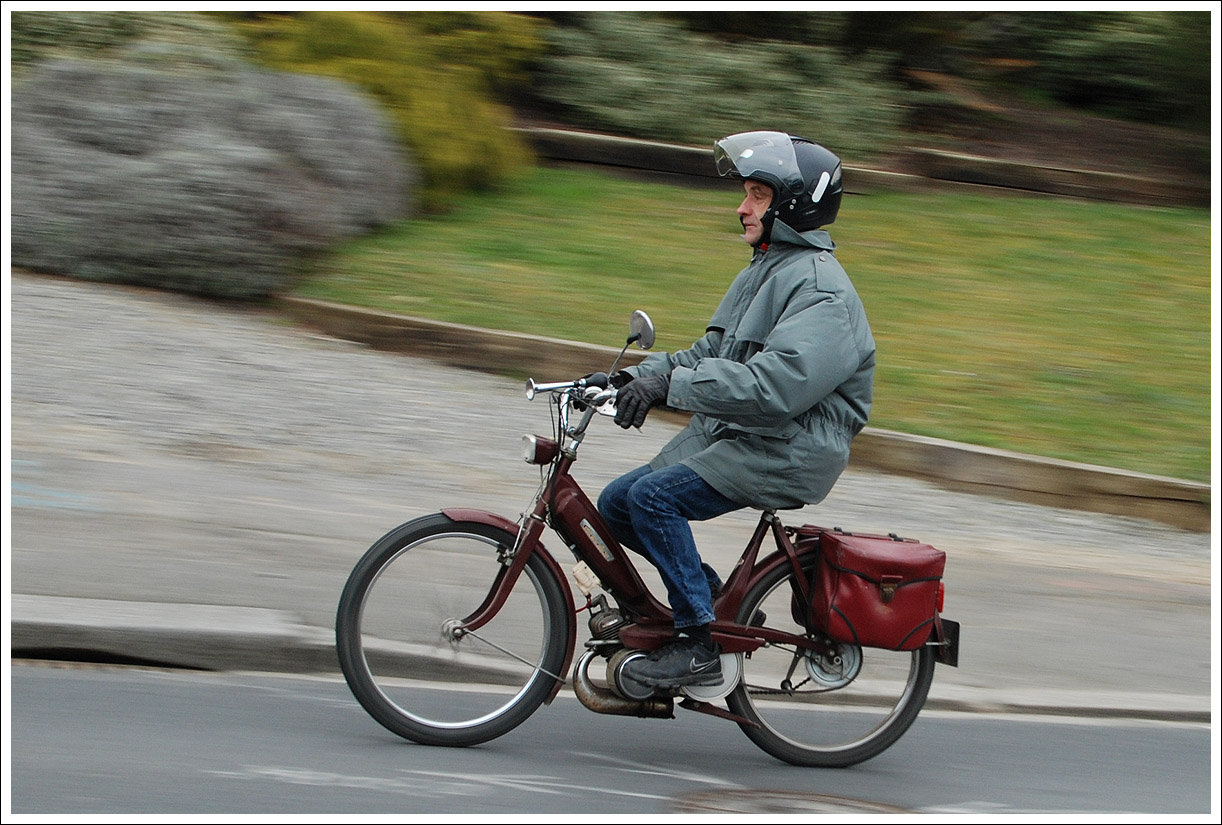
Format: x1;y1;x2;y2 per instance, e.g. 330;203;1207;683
597;465;649;522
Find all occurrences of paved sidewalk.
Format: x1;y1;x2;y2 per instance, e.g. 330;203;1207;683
8;273;1215;722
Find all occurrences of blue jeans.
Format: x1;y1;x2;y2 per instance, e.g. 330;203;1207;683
597;464;742;628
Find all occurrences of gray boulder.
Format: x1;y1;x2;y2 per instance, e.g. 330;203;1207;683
12;57;414;298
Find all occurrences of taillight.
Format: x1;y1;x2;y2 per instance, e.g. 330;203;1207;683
937;582;945;613
521;434;559;465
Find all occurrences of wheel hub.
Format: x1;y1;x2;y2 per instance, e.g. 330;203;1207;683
440;618;466;645
805;640;862;689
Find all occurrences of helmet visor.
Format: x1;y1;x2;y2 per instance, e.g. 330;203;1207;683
714;131;804;194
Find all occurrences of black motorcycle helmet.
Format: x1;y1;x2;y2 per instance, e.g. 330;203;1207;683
714;131;843;243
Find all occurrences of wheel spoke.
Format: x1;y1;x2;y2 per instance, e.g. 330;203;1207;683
458;627;565;683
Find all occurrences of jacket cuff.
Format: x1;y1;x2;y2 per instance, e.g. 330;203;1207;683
666;365;695;408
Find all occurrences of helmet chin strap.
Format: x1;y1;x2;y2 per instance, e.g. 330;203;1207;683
757;209;776;247
754;195;780;247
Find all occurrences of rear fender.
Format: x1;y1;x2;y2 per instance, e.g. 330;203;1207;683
745;545;817;595
440;508;577;703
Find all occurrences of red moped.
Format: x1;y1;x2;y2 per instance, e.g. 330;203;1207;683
336;311;960;767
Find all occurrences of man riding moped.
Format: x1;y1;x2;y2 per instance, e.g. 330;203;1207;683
597;130;877;690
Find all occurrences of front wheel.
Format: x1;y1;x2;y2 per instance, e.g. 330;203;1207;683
726;553;936;767
336;514;570;747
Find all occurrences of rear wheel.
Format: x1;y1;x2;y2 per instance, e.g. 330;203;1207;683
336;514;570;747
726;553;936;767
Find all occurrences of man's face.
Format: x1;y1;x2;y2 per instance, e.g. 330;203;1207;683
737;180;773;246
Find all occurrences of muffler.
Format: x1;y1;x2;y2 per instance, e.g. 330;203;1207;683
572;650;673;719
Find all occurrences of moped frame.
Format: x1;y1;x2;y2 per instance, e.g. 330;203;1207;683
440;412;833;703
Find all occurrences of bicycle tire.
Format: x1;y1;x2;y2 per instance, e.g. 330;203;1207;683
336;513;570;747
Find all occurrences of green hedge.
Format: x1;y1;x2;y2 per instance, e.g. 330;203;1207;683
10;10;253;72
232;11;547;209
531;13;908;163
1017;12;1210;132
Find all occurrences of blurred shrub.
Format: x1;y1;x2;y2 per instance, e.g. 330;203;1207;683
11;56;413;299
402;11;545;97
662;10;849;46
831;11;1211;135
531;13;907;163
994;12;1211;133
10;10;254;72
231;11;546;208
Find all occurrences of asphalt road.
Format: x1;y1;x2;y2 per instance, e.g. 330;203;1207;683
9;663;1213;815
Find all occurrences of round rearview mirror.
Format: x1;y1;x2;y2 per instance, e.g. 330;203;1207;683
629;310;655;350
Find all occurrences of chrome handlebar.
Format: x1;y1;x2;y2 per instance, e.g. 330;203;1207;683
524;378;575;400
524;378;617;446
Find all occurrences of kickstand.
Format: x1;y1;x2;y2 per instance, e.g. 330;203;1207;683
678;698;759;729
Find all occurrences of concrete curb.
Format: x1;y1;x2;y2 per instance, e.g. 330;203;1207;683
516;126;965;197
846;429;1211;532
11;595;1209;724
277;295;1211;533
906;148;1210;208
10;595;338;675
515;126;1210;208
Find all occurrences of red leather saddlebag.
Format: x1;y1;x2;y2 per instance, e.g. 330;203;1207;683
806;527;946;651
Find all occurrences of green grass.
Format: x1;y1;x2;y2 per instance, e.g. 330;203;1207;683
295;166;1212;482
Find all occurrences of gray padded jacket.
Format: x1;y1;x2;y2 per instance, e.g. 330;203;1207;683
626;221;875;510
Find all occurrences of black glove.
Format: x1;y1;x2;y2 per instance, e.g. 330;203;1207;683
614;373;670;429
609;370;634;389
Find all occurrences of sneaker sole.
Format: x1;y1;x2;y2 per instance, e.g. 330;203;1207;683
637;672;724;689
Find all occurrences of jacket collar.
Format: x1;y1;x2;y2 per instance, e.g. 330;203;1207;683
767;220;836;251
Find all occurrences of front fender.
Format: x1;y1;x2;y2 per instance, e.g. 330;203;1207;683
439;508;577;704
440;507;522;537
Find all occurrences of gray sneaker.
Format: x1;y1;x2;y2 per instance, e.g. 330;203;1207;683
621;636;723;688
